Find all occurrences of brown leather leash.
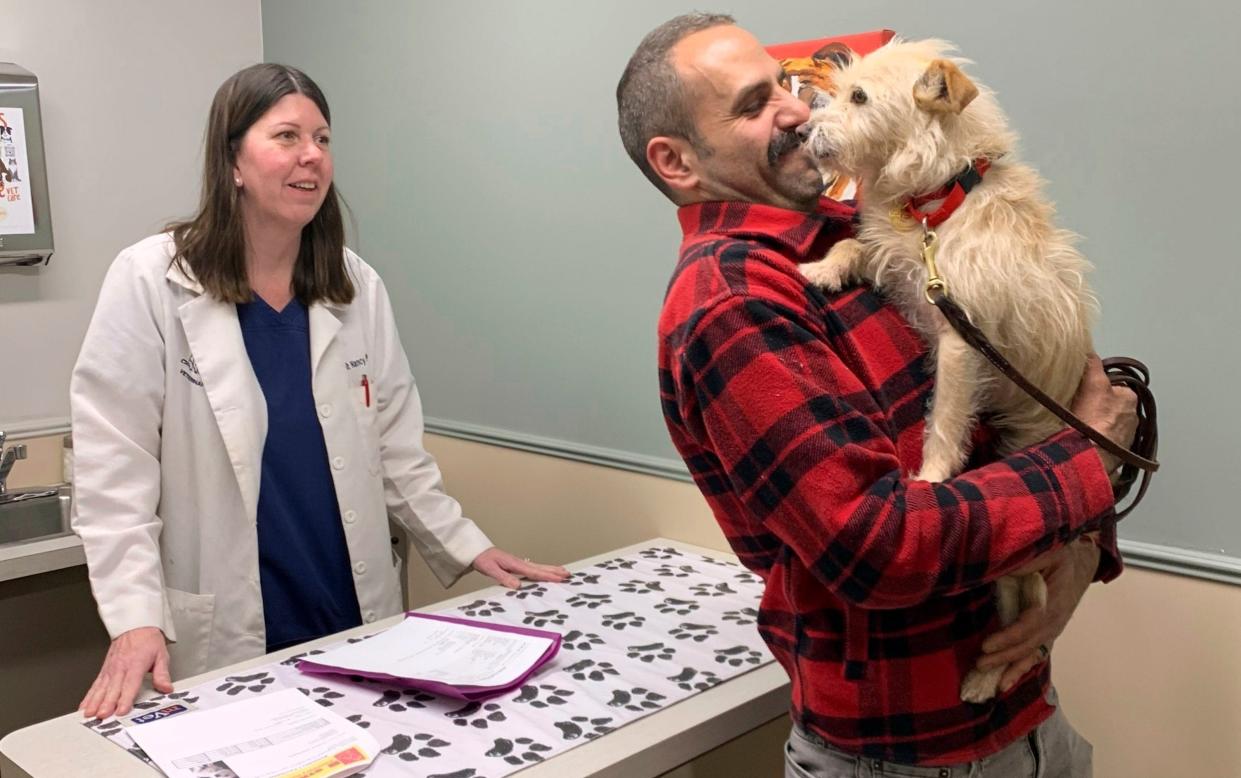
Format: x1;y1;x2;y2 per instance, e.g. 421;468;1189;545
919;226;1159;518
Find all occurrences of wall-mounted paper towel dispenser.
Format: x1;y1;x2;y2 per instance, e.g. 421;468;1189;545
0;63;53;267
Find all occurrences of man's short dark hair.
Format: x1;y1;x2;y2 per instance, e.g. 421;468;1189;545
616;12;735;200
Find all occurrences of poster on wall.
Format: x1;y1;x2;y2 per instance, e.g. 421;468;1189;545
0;106;35;235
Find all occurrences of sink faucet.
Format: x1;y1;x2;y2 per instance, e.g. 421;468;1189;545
0;431;28;496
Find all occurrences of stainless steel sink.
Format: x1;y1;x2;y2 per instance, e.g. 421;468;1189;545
0;486;72;546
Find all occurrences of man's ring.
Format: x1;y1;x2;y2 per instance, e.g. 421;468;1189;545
1037;644;1050;660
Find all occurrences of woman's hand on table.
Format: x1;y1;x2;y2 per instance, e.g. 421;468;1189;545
471;547;570;588
79;626;173;720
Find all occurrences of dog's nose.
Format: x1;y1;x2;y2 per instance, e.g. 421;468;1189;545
795;123;812;143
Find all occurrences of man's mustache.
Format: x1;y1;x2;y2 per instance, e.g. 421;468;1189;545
767;131;802;166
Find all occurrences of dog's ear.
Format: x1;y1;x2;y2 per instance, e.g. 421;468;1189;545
913;59;978;115
812;42;853;70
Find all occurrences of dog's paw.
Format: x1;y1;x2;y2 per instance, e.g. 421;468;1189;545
801;239;864;291
960;666;1003;704
912;464;952;483
800;258;849;291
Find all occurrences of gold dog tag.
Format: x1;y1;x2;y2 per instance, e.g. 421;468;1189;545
889;206;917;231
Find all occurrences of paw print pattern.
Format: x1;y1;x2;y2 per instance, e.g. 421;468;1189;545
565;593;612;609
600;611;646;631
505;583;548;600
607;687;667;712
640;547;683;560
627;642;676;663
124;745;153;765
667;667;722;692
594;557;637;571
512;683;575;708
566;572;602;587
654;564;697;578
373;689;437;712
522;609;567;627
280;648;325;667
554;715;615;741
723;607;759;626
670;623;719;642
382;732;451;762
345;713;371;729
690;582;738;598
734;570;762;585
698;554;721;565
565;658;620;682
426;771;479;778
655;598;700;616
486;736;553;766
447;701;507;728
83;717;124;738
215;672;275;696
561;630;605;651
714;645;765;667
298;686;346;707
618;579;665;595
459;599;505;617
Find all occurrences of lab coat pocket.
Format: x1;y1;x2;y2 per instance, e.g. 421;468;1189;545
353;374;376;422
164;587;215;680
352;375;383;477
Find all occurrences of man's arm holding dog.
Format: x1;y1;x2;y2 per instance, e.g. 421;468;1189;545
670;290;1134;610
970;355;1133;688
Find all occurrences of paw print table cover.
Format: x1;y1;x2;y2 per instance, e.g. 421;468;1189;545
84;545;773;777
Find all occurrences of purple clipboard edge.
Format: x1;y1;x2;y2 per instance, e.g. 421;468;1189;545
296;611;562;701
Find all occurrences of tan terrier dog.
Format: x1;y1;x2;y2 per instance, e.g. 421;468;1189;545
798;39;1098;703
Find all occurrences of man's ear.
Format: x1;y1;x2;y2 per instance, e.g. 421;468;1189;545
913;59;978;115
647;136;700;195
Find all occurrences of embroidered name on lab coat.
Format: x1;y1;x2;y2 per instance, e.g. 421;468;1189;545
179;357;203;387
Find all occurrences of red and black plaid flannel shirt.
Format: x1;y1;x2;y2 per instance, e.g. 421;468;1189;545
658;199;1121;765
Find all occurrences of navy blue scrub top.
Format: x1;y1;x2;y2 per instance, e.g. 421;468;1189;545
236;296;363;652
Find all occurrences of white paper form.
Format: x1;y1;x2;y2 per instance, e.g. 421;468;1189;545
125;688;378;778
309;616;555;688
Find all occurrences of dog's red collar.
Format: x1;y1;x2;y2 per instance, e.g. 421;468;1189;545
904;158;991;228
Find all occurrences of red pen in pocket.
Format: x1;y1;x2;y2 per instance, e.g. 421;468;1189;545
361;374;371;408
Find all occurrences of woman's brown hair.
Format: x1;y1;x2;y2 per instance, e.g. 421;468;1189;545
168;63;353;304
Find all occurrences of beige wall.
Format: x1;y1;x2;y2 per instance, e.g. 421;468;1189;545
4;430;1239;776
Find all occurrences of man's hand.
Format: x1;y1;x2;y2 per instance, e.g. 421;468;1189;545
977;539;1101;692
471;547;570;589
79;626;172;720
1070;353;1139;473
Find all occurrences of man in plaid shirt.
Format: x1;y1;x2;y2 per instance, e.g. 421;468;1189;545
617;14;1138;777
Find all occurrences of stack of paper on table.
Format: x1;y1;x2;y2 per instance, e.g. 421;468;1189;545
125;687;378;778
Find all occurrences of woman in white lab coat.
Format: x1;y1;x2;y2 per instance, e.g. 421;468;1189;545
71;64;568;720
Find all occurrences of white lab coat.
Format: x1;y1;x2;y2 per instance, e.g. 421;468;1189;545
70;234;493;678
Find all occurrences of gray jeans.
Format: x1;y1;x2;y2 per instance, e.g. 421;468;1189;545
784;705;1092;778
